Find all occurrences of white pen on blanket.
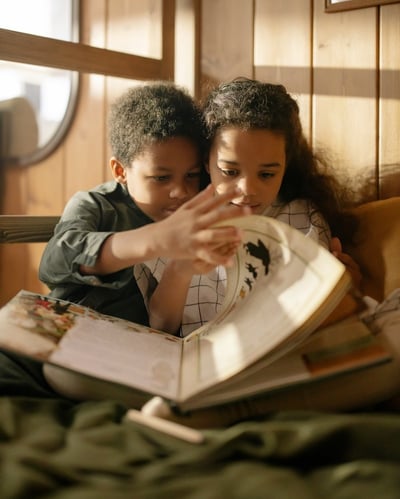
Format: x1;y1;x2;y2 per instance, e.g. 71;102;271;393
125;408;205;444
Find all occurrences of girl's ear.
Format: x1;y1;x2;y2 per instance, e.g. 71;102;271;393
110;157;127;184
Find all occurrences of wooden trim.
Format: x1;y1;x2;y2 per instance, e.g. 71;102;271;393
161;0;176;79
0;216;59;243
0;28;162;80
325;0;400;12
193;0;202;99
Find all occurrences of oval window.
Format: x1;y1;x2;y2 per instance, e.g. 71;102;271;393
0;0;79;166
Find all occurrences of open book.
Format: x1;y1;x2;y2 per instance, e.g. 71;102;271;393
0;215;391;412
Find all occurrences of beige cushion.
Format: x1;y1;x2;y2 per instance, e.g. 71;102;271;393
347;197;400;302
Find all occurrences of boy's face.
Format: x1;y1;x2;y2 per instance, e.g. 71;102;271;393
207;127;286;215
111;137;202;221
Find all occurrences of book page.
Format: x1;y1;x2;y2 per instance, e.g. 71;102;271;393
179;215;351;401
0;290;182;399
183;316;391;409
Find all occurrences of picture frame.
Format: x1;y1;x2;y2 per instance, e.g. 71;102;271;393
325;0;400;12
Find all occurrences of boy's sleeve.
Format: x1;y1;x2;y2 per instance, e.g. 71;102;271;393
38;192;117;288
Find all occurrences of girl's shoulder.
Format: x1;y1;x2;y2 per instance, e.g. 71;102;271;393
263;198;315;218
263;198;331;247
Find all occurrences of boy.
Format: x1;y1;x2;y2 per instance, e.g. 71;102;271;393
39;82;248;325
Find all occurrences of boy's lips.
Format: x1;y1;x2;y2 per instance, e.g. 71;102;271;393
165;204;183;214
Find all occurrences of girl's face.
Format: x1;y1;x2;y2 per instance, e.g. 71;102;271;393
110;136;202;221
207;127;286;215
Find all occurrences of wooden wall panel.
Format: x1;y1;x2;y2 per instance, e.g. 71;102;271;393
313;1;378;202
379;3;400;198
254;0;312;137
0;169;31;299
200;0;254;97
65;0;108;195
107;0;162;58
175;0;201;97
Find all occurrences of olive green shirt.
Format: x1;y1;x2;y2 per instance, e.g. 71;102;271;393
39;181;152;324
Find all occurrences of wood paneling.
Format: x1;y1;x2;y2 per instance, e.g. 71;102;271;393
313;1;378;201
254;0;312;137
175;0;201;97
106;0;162;58
200;0;254;97
379;3;400;198
75;0;109;189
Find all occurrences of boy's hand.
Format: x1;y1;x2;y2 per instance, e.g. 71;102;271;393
158;185;250;266
177;241;240;275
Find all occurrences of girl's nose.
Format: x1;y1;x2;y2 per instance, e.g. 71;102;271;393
236;176;255;196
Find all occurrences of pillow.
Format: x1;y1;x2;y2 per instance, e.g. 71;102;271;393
347;197;400;302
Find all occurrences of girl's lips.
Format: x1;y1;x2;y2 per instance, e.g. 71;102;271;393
231;202;262;213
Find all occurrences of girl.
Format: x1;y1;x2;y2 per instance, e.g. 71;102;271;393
135;78;361;335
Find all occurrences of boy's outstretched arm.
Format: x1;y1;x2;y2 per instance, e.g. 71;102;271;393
81;186;249;276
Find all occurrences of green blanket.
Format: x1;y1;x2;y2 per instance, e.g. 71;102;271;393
1;396;399;499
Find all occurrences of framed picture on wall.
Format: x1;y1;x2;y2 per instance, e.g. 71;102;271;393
325;0;400;11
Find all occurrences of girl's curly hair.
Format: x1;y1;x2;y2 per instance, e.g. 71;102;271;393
202;77;358;244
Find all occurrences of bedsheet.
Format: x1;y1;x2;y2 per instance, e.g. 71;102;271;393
1;393;400;499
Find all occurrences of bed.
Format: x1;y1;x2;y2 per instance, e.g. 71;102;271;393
1;197;400;499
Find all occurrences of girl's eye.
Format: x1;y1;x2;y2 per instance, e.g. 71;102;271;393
260;171;275;179
219;168;237;177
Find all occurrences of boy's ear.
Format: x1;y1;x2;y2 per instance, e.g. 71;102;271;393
110;157;127;184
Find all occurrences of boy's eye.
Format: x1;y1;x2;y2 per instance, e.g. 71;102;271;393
186;171;201;179
151;175;170;182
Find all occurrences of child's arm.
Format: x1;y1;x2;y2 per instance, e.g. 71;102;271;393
330;237;362;289
147;260;195;335
147;244;236;335
81;185;248;276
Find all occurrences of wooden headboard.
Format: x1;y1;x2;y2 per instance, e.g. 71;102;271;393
0;216;59;244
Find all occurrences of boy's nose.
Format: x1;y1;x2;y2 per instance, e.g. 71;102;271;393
170;182;189;199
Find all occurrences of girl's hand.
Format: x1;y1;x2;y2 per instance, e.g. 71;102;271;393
169;258;215;276
330;237;362;289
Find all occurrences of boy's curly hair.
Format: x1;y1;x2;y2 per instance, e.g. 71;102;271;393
108;82;206;167
202;77;358;244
